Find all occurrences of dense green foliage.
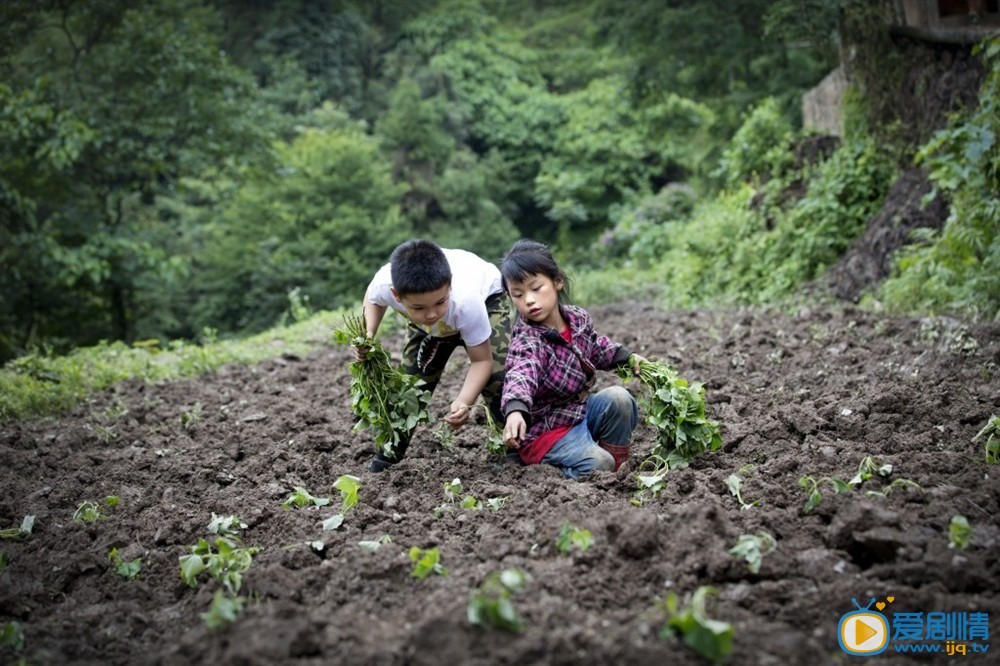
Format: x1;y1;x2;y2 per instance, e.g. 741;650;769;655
1;0;996;403
576;121;896;309
0;0;845;362
877;38;1000;321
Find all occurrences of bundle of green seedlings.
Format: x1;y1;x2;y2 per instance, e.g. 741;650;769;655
333;312;432;459
618;358;722;471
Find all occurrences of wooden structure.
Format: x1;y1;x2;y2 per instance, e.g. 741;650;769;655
804;0;998;135
889;0;1000;43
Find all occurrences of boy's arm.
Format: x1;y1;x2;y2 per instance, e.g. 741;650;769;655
353;298;388;362
443;340;492;427
363;299;387;338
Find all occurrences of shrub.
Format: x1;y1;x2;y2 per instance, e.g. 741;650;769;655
877;37;1000;321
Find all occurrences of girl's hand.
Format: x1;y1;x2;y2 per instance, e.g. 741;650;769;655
503;413;526;450
351;345;369;362
443;400;471;428
630;353;647;376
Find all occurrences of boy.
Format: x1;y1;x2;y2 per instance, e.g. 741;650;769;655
355;240;511;472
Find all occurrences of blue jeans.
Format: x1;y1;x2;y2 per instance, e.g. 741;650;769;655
541;386;638;480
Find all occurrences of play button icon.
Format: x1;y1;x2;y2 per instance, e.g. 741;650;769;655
838;611;889;655
855;618;877;644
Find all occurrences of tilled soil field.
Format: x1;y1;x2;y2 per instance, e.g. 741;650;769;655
1;303;998;665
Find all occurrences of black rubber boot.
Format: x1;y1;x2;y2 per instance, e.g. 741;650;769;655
370;452;395;473
369;439;409;473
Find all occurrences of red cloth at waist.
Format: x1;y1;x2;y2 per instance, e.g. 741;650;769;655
518;424;571;465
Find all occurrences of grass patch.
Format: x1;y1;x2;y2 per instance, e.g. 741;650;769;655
0;309;353;422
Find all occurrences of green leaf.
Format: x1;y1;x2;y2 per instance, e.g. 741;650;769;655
179;553;206;587
201;590;245;630
283;486;330;510
948;515;972;550
555;522;594;555
0;621;25;652
468;568;530;632
662;587;733;663
333;474;361;513
321;514;345;531
409;546;447;579
829;478;852;494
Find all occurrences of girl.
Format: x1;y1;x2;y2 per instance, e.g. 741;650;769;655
499;239;642;479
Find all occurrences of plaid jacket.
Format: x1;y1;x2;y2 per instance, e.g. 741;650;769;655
502;304;632;453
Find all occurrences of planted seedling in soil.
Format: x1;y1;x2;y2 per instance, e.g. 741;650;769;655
555;522;594;555
486;497;507;511
618;358;722;470
850;456;892;487
282;486;330;510
728;532;776;574
658;586;734;664
436;477;481;514
798;475;851;514
72;496;120;523
865;478;921;498
202;589;246;631
322;474;362;531
1;621;25;652
208;514;247;538
179;401;203;430
481;405;506;457
409;546;447;579
973;415;1000;464
631;471;667;506
359;535;393;552
179;536;261;596
283;540;327;554
848;456;920;498
949;515;972;549
468;568;531;633
432;422;457;452
444;478;464;503
334;474;361;513
333;312;432;459
0;515;34;540
108;547;141;580
724;473;759;510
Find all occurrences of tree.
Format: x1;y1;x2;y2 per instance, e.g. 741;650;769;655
190;105;409;334
0;0;272;357
594;0;839;137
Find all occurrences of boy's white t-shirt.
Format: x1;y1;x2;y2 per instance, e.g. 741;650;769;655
365;248;503;346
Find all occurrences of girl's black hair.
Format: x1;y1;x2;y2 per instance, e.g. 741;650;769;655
499;239;571;302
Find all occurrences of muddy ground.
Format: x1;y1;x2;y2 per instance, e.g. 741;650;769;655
1;303;998;665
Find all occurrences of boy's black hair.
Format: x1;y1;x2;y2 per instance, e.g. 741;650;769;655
499;239;571;302
390;239;452;296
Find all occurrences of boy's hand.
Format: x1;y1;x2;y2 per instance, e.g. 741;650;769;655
629;353;646;376
351;344;369;362
443;400;471;428
503;413;526;450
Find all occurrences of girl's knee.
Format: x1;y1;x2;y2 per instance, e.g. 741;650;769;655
559;446;614;480
583;446;615;475
599;386;638;420
603;385;634;407
593;447;616;471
